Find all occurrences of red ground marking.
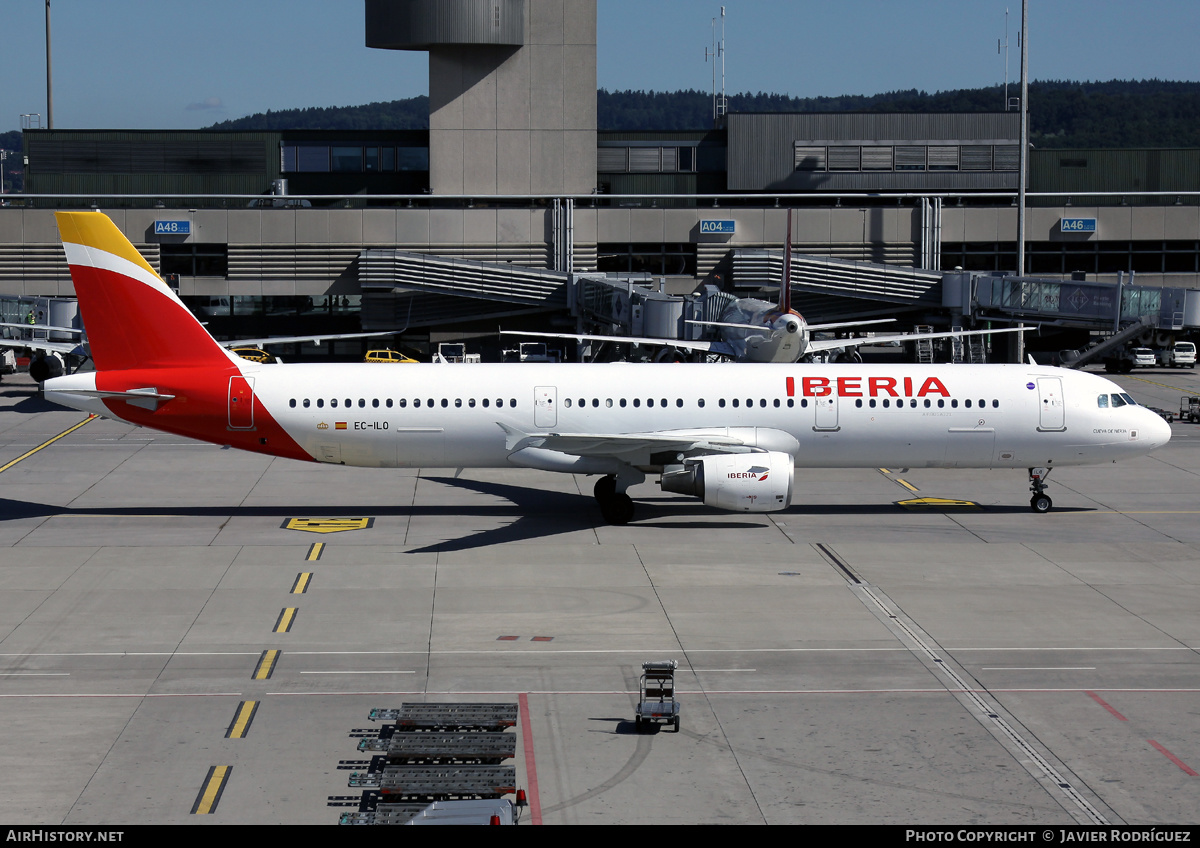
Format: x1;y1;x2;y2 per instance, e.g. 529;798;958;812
1086;690;1129;721
518;692;542;825
1148;740;1199;776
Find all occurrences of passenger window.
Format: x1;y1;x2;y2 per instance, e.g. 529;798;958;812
317;399;324;408
303;399;310;408
869;399;877;408
441;399;448;408
773;398;780;408
482;399;489;408
924;399;931;408
331;399;338;408
732;399;739;408
414;399;421;408
635;399;642;408
620;398;627;408
855;399;863;408
938;399;945;408
345;399;351;408
648;398;655;408
359;399;366;408
455;399;462;408
289;399;296;408
510;399;516;407
398;399;406;408
965;400;972;408
787;399;794;408
469;399;475;408
372;399;379;408
951;399;958;408
697;399;705;408
607;399;614;408
717;399;724;408
386;399;393;408
564;399;572;408
676;399;683;408
992;399;998;408
800;399;807;408
592;399;599;408
883;399;890;408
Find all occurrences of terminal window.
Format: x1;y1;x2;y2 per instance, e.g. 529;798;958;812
598;243;697;276
160;244;228;278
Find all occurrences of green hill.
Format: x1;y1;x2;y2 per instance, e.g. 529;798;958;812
204;80;1200;148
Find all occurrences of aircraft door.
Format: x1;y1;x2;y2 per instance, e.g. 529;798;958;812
535;386;557;428
813;395;839;431
228;376;255;430
1037;377;1065;431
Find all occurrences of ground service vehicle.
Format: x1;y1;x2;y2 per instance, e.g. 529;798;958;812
1161;342;1197;368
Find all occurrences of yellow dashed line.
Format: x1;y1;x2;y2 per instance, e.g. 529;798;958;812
1125;375;1197;394
0;416;94;474
291;573;312;594
896;478;920;493
305;542;324;561
225;701;258;739
273;609;297;633
253;650;280;680
191;765;231;814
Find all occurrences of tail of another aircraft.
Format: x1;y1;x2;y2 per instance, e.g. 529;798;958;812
55;211;233;371
779;208;792;314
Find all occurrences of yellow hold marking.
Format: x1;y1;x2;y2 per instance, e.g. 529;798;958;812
898;497;981;510
284;517;374;534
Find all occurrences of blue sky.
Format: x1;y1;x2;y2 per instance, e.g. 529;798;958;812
2;1;1198;134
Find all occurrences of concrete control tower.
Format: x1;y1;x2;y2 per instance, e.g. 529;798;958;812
366;0;597;196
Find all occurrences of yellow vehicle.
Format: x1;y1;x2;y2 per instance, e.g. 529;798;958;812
231;346;281;364
365;349;418;364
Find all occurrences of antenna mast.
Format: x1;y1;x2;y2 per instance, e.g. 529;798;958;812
705;7;727;127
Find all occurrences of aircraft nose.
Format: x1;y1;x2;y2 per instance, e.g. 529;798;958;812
1145;410;1172;450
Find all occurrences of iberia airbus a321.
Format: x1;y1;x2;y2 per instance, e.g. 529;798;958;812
44;211;1171;524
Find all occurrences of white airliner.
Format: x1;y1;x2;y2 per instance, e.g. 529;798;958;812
43;211;1171;524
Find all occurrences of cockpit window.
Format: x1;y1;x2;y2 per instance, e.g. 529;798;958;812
1097;394;1109;408
1119;393;1137;406
1110;393;1127;408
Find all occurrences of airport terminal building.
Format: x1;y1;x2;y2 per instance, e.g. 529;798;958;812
2;0;1198;357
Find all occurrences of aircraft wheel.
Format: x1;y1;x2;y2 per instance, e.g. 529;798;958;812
600;492;635;525
1030;494;1052;514
593;475;616;501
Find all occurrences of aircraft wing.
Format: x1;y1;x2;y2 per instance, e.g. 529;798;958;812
0;322;83;337
501;330;735;358
0;337;84;356
806;326;1026;354
216;331;394;348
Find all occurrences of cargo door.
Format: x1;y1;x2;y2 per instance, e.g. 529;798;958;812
534;386;557;428
228;376;255;430
1037;377;1065;431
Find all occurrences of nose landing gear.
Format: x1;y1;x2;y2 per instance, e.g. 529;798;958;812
594;473;638;525
1029;467;1053;513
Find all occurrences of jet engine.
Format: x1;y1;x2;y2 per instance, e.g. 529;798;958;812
660;451;795;512
28;352;65;383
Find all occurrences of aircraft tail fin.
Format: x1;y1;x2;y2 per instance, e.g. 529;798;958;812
780;208;792;314
55;211;233;372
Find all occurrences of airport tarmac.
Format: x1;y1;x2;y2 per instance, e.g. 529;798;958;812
0;368;1198;826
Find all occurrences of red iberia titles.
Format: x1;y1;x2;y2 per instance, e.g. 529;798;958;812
785;375;950;399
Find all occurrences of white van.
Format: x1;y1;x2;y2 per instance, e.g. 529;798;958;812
1161;341;1197;369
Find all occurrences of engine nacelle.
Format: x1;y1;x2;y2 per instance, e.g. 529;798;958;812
661;451;794;512
29;352;65;383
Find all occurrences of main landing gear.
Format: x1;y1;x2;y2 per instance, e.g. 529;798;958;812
1028;466;1053;513
594;475;635;525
